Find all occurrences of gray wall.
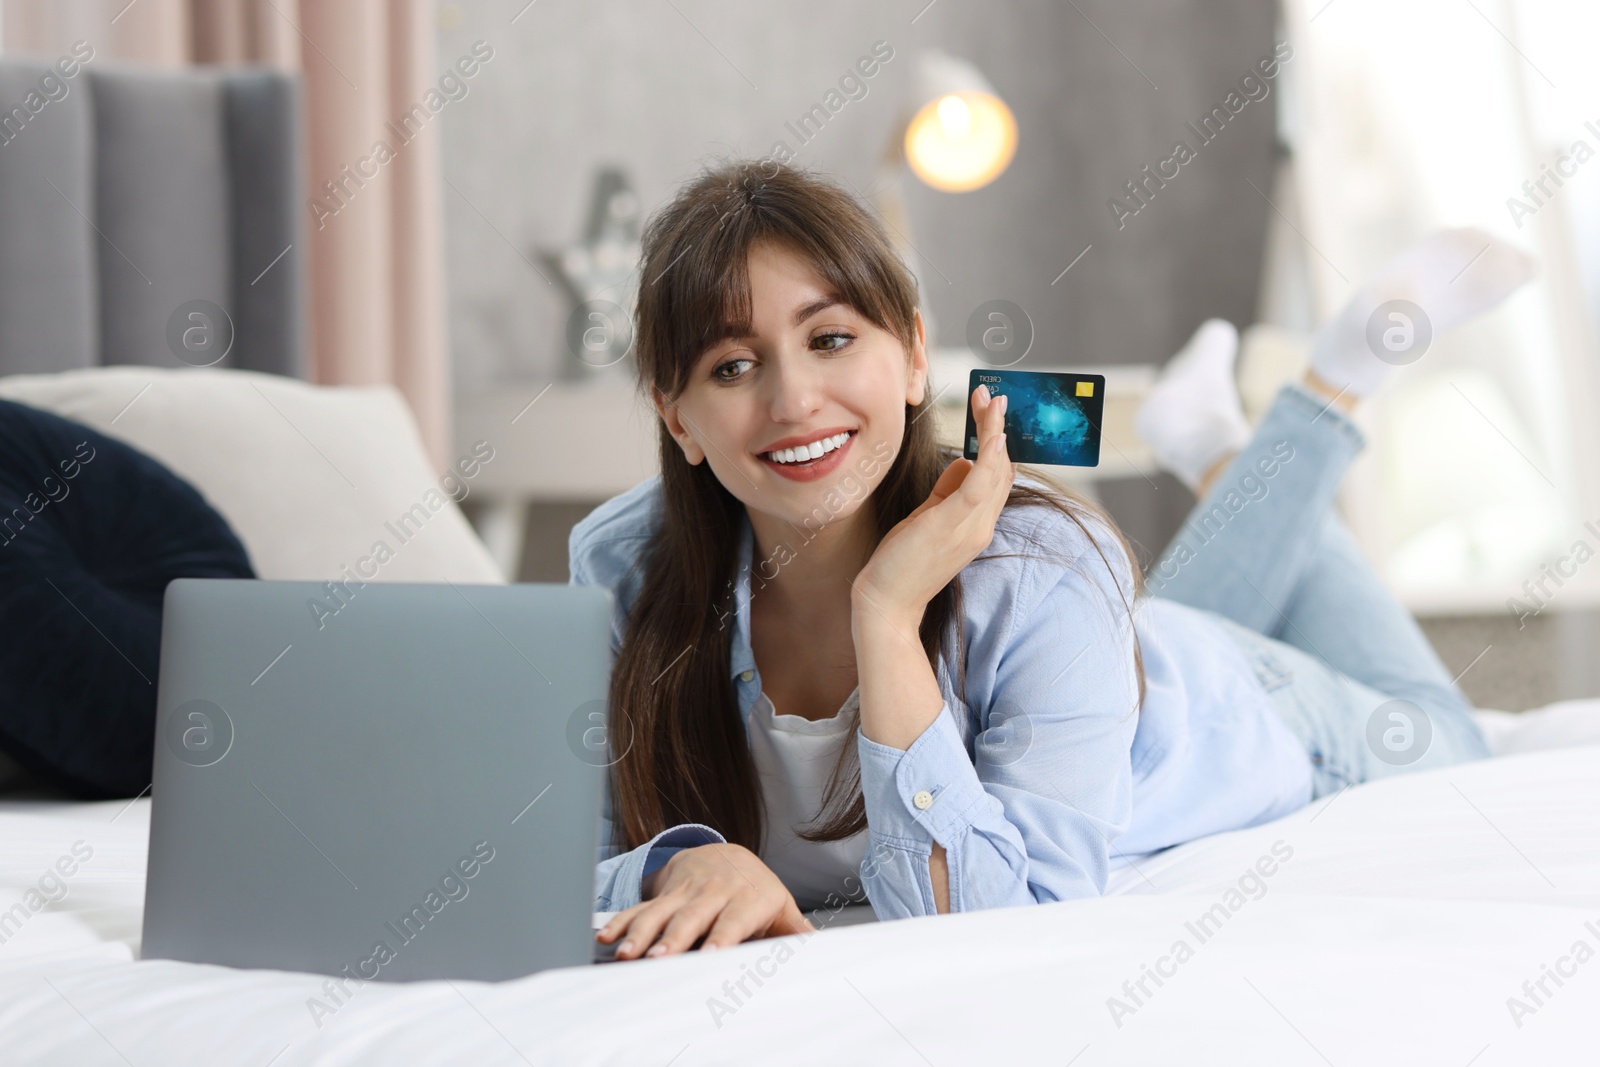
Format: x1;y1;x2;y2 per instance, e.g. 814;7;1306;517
437;0;1281;562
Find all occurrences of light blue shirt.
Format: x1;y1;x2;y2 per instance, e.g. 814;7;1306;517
571;475;1313;921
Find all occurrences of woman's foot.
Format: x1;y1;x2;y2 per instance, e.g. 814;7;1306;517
1135;318;1250;492
1308;228;1537;399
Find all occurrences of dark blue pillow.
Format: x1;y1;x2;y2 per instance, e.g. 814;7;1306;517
0;398;254;798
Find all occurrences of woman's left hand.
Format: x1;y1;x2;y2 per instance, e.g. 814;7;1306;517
851;383;1014;628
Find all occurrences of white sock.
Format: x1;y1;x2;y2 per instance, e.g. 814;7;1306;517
1309;228;1537;397
1135;318;1249;491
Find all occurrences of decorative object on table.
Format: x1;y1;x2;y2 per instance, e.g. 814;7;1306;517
539;166;645;381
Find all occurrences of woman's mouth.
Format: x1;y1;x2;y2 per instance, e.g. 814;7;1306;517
756;429;856;482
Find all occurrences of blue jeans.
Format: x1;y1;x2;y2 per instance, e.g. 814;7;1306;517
1144;383;1492;800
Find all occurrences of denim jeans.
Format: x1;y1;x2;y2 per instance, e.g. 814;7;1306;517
1144;383;1492;801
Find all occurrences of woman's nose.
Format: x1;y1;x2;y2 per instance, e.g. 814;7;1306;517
766;356;824;422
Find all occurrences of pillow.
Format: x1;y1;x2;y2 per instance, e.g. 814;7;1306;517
0;399;255;797
0;367;503;583
0;746;35;791
1472;701;1600;756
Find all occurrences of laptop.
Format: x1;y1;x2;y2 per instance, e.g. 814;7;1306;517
141;578;619;980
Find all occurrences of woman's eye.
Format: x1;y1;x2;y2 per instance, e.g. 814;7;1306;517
814;331;854;352
712;357;753;382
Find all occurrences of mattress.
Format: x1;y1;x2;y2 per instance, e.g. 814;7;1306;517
1;703;1597;1065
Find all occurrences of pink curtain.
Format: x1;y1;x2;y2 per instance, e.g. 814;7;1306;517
1;0;451;470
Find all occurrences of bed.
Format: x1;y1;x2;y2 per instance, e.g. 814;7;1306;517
2;368;1597;1064
0;703;1596;1065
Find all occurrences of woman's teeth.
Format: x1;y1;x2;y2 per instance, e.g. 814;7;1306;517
763;431;852;464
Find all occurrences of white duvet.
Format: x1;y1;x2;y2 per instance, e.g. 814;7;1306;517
1;704;1598;1065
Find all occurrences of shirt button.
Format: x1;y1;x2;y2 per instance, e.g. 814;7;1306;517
912;790;934;810
740;669;754;682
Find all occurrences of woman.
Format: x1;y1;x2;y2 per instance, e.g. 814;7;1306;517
582;160;1535;961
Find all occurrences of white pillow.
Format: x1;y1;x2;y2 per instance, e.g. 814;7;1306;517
0;367;503;584
1472;701;1600;756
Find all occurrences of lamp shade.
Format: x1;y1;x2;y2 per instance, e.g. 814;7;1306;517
903;51;1017;192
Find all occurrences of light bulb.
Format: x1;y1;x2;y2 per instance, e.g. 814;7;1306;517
904;90;1017;193
936;94;971;139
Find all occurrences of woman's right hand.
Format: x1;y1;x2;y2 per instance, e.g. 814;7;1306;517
595;843;815;960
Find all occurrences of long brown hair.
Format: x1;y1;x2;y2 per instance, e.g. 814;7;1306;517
609;158;1145;854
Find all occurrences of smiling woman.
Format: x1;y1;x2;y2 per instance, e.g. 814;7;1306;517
575;159;1499;967
576;159;1149;959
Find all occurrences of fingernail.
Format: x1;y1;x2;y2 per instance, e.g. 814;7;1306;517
998;395;1008;415
700;941;720;952
977;384;990;401
646;944;666;957
618;940;633;954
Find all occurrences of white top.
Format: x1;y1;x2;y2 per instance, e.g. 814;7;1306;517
747;687;869;910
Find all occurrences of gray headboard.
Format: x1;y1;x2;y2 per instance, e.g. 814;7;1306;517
0;58;306;377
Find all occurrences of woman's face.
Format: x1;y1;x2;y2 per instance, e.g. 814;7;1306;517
655;239;928;533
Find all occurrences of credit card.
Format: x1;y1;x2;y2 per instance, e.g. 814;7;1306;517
963;369;1104;467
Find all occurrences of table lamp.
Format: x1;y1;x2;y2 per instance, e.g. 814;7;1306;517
902;50;1018;193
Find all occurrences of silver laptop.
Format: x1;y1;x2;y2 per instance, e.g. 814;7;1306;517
142;578;617;980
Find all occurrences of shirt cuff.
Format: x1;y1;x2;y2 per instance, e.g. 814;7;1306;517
642;845;690;878
856;702;985;849
604;823;726;911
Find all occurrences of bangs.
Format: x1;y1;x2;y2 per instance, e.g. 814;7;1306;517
636;162;919;401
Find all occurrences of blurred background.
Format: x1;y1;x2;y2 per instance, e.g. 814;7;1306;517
2;0;1598;712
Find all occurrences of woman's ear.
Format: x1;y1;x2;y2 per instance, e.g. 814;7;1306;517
905;310;929;407
653;388;707;465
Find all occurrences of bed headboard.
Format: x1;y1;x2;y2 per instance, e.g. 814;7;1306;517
0;57;306;378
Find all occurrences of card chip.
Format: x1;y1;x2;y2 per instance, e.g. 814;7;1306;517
1076;381;1095;397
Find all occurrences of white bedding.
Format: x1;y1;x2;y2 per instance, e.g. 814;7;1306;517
2;705;1598;1065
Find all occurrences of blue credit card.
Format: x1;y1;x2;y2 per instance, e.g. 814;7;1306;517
963;369;1104;467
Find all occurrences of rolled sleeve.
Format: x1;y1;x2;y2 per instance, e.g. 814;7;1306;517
595;822;726;912
853;506;1143;921
856;705;1036;920
857;705;987;847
